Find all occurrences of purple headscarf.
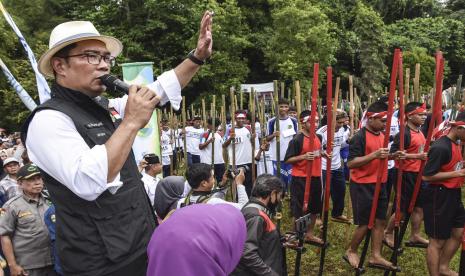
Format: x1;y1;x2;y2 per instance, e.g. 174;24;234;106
147;204;247;276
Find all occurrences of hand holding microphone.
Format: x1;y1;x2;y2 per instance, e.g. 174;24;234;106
99;74;161;130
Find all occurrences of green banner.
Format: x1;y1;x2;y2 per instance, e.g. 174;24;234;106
121;62;160;162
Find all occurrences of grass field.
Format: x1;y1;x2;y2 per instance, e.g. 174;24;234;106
175;162;462;275
278;188;462;276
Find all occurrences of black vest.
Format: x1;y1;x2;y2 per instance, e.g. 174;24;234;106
21;84;156;276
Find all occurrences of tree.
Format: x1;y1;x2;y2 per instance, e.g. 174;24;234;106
386;16;465;85
352;1;388;95
365;0;442;24
263;0;337;86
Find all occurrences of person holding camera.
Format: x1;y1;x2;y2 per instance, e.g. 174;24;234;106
178;163;248;209
231;174;285;276
140;154;162;207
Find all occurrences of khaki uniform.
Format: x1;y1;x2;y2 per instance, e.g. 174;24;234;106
0;194;54;272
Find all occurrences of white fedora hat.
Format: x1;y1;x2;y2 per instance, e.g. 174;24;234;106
38;21;123;78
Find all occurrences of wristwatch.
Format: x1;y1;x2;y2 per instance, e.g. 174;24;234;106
187;49;205;65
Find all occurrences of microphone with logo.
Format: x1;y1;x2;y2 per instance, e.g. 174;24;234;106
98;74;130;94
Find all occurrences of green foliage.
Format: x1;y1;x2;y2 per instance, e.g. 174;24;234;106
366;0;442;23
353;1;388;95
264;0;337;83
386;16;465;84
402;47;437;92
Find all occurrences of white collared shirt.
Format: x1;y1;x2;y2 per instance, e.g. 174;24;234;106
141;171;160;206
26;70;181;201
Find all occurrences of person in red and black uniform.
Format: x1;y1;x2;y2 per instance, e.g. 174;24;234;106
231;174;285;276
384;102;429;249
284;110;329;246
422;112;465;276
344;101;400;271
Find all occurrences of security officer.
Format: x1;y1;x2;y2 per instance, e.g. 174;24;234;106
0;163;54;276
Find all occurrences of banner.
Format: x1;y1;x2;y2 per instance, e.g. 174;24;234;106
0;1;50;103
0;58;37;111
121;62;160;164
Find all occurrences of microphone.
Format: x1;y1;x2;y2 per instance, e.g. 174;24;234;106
98;74;182;113
99;74;130;94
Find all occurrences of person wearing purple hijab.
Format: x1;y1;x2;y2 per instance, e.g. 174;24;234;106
147;204;247;276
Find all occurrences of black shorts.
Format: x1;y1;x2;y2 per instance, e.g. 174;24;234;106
393;171;424;213
290;176;322;218
423;185;465;240
385;168;397;198
350;182;388;225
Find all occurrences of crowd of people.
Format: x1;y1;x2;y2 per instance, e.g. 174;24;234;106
4;95;464;276
1;9;464;276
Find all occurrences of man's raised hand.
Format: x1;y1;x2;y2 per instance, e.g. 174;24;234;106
194;11;213;61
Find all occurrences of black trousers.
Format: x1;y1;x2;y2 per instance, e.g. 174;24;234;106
102;254;147;276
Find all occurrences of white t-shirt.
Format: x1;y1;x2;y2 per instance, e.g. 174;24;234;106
316;126;349;170
267;117;297;161
175;128;184;149
185;126;204;155
388;115;399;170
255;149;273;175
225;126;253;165
141;172;160;206
161;130;173;166
200;132;225;164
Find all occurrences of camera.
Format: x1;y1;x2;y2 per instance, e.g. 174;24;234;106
295;213;312;234
227;165;249;179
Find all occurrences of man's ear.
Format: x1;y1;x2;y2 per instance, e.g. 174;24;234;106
200;179;208;188
51;57;68;77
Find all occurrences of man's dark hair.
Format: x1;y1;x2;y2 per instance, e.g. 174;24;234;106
193;116;202;121
235;109;247;116
405;102;423;113
289;105;297;112
456;111;465;122
278;98;289;105
300;110;311;120
53;43;78;58
378;95;389;103
251;174;283;198
52;43;78;77
186;163;211;189
367;101;388;113
336;110;348;120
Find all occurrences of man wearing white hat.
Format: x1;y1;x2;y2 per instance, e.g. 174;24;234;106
21;11;213;276
0;157;21;206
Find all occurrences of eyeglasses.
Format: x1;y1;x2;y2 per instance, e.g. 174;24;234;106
64;52;116;66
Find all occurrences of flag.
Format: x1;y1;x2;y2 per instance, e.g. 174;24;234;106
121;62;160;164
0;58;37;111
0;1;50;103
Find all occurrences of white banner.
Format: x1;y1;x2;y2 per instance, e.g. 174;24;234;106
0;1;50;103
0;58;37;111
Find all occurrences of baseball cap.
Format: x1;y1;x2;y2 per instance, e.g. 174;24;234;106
17;163;41;180
3;157;19;167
